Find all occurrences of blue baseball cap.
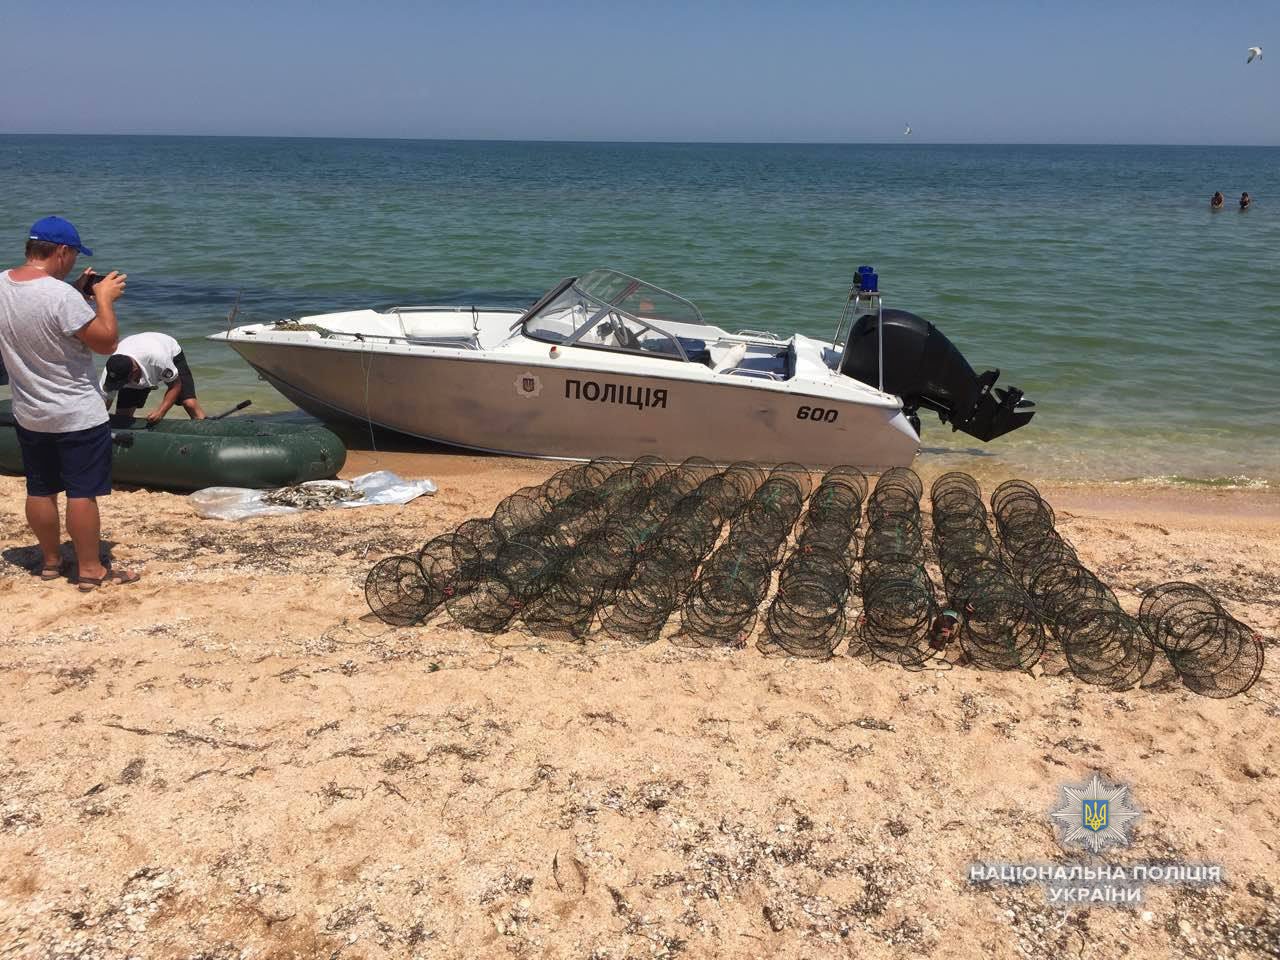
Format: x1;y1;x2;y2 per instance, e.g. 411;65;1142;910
28;216;93;256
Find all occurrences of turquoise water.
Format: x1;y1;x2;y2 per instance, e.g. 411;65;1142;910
2;136;1277;485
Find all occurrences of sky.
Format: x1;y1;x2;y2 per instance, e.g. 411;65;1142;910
0;0;1275;144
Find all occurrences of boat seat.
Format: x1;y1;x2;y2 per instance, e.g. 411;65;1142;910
648;336;712;365
677;337;712;365
736;352;791;377
397;313;479;341
709;343;793;379
711;342;748;372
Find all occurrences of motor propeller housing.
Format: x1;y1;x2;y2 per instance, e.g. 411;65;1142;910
839;308;1035;441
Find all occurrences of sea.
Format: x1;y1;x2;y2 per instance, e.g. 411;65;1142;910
1;136;1277;488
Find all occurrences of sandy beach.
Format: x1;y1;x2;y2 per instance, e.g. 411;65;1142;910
1;452;1277;960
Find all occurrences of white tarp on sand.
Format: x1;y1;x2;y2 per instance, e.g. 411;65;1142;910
190;470;437;521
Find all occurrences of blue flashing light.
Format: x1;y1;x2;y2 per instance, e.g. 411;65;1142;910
854;265;878;293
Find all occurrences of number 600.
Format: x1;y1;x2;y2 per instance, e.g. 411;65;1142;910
797;405;838;423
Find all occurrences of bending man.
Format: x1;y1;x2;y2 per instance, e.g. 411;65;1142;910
101;332;206;422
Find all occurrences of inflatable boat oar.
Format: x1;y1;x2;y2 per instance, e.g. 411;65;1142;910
209;400;252;421
139;399;252;430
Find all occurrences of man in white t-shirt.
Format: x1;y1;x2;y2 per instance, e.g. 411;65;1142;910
0;216;140;591
101;331;207;422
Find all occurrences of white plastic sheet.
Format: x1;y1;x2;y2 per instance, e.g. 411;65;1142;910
190;470;437;521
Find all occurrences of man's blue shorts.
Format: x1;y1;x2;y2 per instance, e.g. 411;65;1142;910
15;422;113;498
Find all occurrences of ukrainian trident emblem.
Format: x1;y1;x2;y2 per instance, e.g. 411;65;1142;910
514;371;543;399
1051;772;1140;853
1082;799;1108;833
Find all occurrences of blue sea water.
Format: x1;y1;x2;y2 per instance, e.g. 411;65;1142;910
1;136;1277;485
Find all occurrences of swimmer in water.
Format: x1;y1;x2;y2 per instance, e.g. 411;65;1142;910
1240;192;1252;211
1210;191;1225;210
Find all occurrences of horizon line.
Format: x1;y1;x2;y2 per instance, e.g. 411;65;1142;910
1;132;1277;148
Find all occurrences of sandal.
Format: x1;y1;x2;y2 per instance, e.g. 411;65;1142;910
36;562;67;581
77;569;142;592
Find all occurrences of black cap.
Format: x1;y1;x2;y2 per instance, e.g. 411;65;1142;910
103;354;134;392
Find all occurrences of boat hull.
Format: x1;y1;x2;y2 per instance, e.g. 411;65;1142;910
229;340;920;469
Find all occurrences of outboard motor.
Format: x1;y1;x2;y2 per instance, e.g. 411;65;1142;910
840;308;1035;441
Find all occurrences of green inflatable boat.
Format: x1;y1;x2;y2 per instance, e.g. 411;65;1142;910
0;400;347;491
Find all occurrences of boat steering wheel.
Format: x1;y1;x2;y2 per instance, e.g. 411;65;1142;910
609;314;641;350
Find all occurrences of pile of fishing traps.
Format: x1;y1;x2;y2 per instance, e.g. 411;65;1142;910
932;473;1046;671
596;458;753;645
1138;582;1264;698
364;460;1265;699
849;468;936;669
758;466;863;658
991;479;1155;690
989;479;1265;696
367;456;772;642
675;464;802;648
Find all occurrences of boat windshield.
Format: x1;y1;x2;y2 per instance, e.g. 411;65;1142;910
523;269;707;361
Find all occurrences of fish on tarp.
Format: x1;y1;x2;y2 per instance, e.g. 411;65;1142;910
264;479;365;509
0;400;347;492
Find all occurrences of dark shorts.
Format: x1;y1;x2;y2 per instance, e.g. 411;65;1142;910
117;351;197;410
15;421;113;498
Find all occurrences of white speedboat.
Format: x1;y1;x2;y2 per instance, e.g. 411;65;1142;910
213;268;1034;468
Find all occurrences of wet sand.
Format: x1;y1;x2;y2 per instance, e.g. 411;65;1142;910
0;454;1277;959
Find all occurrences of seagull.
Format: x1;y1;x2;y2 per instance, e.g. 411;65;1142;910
903;123;912;136
1247;46;1262;63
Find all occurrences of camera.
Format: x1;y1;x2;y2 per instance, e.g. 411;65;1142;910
83;272;110;294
